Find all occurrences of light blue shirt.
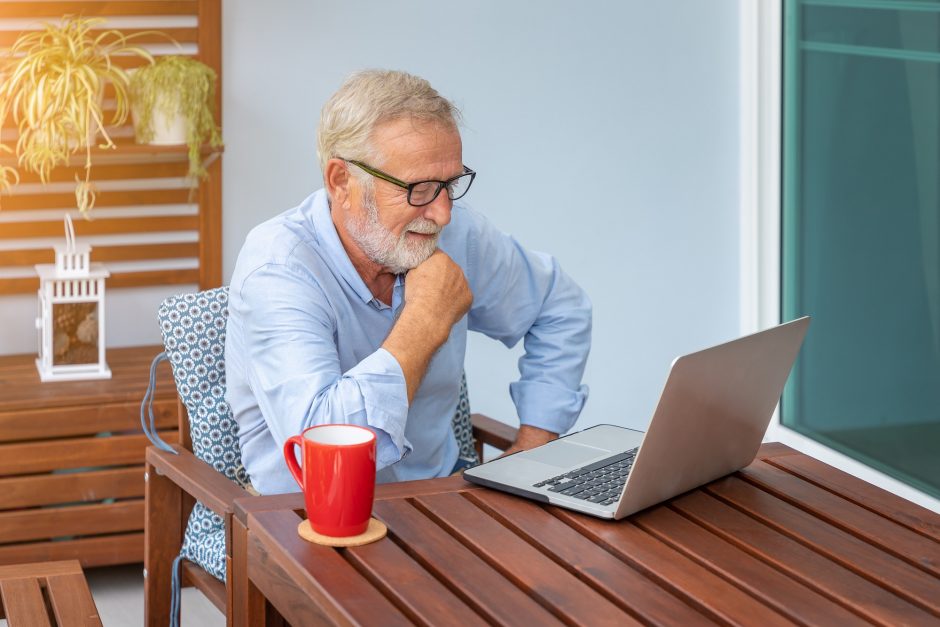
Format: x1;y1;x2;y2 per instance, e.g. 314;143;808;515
225;189;591;494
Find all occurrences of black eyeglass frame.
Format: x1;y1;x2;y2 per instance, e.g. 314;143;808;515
343;158;476;207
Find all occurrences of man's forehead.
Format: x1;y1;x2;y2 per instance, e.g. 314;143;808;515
372;117;462;174
373;117;459;146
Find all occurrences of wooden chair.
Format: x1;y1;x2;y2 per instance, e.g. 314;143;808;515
143;288;517;626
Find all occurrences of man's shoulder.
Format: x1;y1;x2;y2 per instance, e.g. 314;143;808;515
231;192;329;287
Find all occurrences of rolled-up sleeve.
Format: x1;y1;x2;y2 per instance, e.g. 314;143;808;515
236;262;412;469
463;208;592;434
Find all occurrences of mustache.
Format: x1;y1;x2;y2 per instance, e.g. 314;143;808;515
406;219;441;235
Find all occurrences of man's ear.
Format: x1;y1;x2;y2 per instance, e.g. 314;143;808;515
324;158;351;208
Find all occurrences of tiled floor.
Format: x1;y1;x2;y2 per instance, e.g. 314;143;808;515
86;563;224;626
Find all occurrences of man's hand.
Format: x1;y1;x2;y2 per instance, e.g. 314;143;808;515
500;425;558;457
382;251;472;401
402;250;472;333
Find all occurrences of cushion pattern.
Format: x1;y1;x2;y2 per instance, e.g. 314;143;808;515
453;375;479;464
158;287;248;581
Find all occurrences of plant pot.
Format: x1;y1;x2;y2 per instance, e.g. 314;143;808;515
132;89;187;145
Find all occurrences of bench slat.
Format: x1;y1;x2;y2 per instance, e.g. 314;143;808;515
0;400;177;443
0;467;144;510
0;533;144;568
0;431;178;476
47;573;103;626
0;577;52;626
0;500;144;544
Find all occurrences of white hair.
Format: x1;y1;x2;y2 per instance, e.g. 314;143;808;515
317;69;461;177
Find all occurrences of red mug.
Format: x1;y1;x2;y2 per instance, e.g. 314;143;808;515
283;424;377;537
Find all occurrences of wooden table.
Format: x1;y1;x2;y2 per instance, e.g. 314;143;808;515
0;346;178;567
235;443;940;626
0;560;101;626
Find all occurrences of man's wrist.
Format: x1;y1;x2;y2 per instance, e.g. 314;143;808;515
399;301;451;347
514;424;558;448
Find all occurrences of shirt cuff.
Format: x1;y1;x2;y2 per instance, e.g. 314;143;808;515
509;380;589;435
344;348;412;468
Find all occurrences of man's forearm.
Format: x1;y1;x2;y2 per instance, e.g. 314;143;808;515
382;250;472;403
382;304;450;402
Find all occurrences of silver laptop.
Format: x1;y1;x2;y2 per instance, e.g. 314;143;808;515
463;317;810;519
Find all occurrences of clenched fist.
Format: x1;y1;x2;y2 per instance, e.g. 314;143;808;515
403;250;472;337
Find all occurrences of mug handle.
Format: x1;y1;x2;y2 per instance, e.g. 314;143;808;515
283;435;305;490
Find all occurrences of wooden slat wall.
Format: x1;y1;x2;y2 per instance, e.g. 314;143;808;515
0;346;179;568
0;0;222;295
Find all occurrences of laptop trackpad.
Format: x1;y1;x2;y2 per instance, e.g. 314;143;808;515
523;441;610;468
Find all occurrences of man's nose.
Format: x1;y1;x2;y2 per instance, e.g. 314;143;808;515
422;191;452;227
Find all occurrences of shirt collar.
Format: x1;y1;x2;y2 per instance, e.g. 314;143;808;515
308;189;403;304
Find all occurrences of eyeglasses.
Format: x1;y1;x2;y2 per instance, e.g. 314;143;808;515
344;159;476;207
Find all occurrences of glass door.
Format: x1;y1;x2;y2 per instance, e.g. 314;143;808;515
782;0;940;499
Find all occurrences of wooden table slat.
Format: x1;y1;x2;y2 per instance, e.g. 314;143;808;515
755;442;801;458
712;473;940;615
632;504;870;626
373;498;565;626
675;488;938;625
376;476;484;501
551;506;796;627
344;528;490;627
0;576;52;627
767;453;940;543
248;510;411;627
46;573;103;626
465;489;712;626
415;491;642;627
239;451;940;627
739;460;940;576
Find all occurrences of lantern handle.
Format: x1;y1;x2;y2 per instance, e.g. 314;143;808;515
63;214;76;253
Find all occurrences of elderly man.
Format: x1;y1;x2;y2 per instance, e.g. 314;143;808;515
226;70;591;495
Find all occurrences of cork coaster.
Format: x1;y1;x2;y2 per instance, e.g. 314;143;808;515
297;518;387;547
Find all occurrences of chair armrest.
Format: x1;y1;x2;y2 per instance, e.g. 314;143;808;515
470;413;517;452
146;444;250;516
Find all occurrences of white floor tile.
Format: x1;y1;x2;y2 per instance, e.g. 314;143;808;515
86;563;225;626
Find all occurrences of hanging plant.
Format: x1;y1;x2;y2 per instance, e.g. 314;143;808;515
0;16;153;214
130;55;223;179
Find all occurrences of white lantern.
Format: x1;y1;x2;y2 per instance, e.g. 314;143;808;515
35;215;111;381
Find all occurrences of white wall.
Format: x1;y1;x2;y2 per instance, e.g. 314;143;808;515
221;0;742;434
0;0;741;437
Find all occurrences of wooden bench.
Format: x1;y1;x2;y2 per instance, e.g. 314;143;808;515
0;560;101;626
0;346;178;567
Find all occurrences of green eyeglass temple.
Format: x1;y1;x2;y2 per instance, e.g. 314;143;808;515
343;159;476;207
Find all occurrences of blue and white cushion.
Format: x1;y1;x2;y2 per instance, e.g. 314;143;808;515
158;287;249;581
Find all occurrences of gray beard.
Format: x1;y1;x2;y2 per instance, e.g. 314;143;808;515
346;190;441;274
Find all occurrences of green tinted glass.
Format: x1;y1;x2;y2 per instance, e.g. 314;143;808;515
782;0;940;499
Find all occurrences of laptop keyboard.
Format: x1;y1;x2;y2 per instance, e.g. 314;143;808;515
533;448;638;506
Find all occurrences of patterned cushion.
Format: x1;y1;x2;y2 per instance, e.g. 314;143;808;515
158;287;248;581
453;375;479;464
157;286;479;582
